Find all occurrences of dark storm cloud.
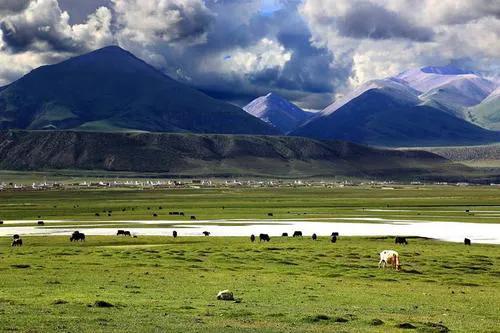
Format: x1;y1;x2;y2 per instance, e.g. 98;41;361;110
0;19;82;53
0;0;30;15
58;0;112;24
336;1;434;42
171;0;339;108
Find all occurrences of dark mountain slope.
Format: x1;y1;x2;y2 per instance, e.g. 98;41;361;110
0;46;278;135
0;130;471;180
291;89;500;147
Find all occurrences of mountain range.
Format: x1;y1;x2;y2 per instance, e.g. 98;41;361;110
247;66;499;147
0;46;278;135
0;46;498;148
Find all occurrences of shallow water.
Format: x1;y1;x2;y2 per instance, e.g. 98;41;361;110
1;219;499;244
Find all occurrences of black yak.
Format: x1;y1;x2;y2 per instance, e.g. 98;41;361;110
395;237;408;245
70;231;85;242
259;234;270;242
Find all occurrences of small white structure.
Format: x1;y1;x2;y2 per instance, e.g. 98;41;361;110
216;290;234;301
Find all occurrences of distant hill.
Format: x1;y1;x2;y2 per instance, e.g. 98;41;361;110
290;84;500;147
468;87;500;131
0;130;474;181
414;143;500;168
0;46;278;135
243;93;313;133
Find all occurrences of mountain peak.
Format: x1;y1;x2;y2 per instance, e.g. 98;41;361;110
244;93;312;133
0;46;279;135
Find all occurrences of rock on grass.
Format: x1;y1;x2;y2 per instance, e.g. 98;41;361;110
305;314;330;322
52;299;68;305
93;301;114;308
425;322;450;333
370;319;384;326
397;322;417;329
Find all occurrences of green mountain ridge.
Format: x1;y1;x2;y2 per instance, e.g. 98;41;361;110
0;46;278;135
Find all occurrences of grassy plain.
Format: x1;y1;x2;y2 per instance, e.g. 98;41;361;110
1;236;499;332
1;186;500;224
0;186;499;332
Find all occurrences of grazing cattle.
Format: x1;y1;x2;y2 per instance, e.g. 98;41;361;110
95;213;100;217
13;234;20;240
117;230;126;236
268;213;273;217
11;239;22;247
190;216;196;220
0;220;4;224
203;231;210;236
37;221;44;225
331;232;339;237
282;232;288;237
293;231;303;237
465;209;470;213
173;230;178;238
70;231;85;242
180;212;185;216
259;233;271;242
250;234;256;242
123;231;131;237
464;238;471;246
395;236;408;245
379;250;401;271
331;235;337;243
153;213;158;217
312;233;317;241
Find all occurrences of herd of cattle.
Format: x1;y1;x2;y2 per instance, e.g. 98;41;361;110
6;218;474;271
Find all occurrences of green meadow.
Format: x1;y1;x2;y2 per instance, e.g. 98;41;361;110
0;236;499;332
1;185;500;223
0;185;499;332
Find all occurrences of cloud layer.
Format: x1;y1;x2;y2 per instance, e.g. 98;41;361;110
0;0;498;108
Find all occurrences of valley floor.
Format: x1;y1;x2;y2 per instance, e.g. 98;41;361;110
0;236;499;332
0;186;499;332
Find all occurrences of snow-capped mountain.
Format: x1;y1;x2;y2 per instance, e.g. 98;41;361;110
243;93;313;133
290;65;500;147
320;78;421;117
397;65;496;118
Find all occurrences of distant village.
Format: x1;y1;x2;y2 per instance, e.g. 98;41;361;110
1;178;499;192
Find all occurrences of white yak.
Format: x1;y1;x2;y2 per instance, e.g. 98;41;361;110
379;250;401;271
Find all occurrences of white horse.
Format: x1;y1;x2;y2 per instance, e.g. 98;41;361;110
379;250;401;271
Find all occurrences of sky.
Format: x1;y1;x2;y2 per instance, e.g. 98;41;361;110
0;0;498;110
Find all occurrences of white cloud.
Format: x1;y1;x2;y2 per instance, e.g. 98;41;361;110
113;0;215;46
206;38;292;75
300;0;500;89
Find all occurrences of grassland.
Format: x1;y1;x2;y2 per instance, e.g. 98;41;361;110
1;186;500;223
1;236;499;332
1;186;499;332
